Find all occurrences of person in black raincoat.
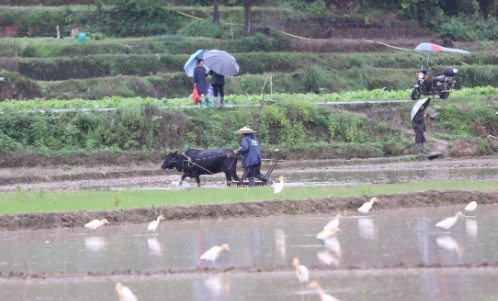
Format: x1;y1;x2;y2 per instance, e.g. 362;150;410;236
233;126;270;187
412;105;430;155
209;70;225;107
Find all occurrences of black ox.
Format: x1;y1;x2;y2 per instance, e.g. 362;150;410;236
161;149;240;187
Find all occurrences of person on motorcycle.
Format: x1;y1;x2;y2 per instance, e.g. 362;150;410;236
412;105;430;155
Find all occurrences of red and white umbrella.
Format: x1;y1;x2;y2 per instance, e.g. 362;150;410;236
414;42;470;66
414;42;471;54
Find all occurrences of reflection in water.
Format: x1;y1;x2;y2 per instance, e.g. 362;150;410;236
204;276;230;297
324;237;341;257
275;229;286;263
416;170;427;179
147;237;163;256
437;236;463;257
317;250;340;266
85;237;107;252
466;219;478;237
358;218;375;240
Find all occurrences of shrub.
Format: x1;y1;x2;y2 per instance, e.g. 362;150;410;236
302;66;326;93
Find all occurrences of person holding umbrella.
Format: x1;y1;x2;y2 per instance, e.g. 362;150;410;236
193;59;211;107
233;126;270;187
411;98;431;155
209;70;225;107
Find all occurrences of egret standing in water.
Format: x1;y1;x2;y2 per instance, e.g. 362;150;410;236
274;176;285;194
147;215;165;232
317;228;341;241
357;197;378;214
324;214;343;231
84;219;110;231
436;211;465;229
292;258;309;283
115;282;137;301
465;201;477;212
306;281;340;301
200;243;230;266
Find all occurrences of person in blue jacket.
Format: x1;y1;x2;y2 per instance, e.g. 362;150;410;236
233;126;270;187
193;59;211;107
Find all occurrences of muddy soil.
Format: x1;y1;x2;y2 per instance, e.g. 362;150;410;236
1;157;497;187
3;262;498;281
1;190;497;231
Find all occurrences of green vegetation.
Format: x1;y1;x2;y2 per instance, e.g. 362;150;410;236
0;95;496;158
1;86;497;111
0;97;406;155
2;181;497;215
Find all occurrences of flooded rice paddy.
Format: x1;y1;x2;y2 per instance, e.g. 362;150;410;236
1;204;497;274
1;165;497;192
2;269;498;301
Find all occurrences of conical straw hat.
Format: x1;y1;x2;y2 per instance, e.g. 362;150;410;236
235;126;256;134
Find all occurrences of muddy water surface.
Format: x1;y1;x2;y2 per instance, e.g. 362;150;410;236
2;269;498;301
1;204;497;274
1;165;498;192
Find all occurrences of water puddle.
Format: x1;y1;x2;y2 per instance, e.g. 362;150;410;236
2;269;498;301
1;204;497;274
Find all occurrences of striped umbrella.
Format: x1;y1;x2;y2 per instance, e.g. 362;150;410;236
203;50;240;76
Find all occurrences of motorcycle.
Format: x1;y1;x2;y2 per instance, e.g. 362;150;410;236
411;57;458;101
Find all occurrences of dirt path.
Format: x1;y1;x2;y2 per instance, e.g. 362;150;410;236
1;190;497;231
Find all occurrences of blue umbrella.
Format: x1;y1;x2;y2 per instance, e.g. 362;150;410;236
184;49;210;77
411;98;431;121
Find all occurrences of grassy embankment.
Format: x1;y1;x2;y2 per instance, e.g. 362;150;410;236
2;181;497;215
0;95;497;161
2;38;498;99
1;1;496;99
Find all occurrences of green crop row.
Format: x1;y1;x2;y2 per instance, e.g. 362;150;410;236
3;65;498;101
1;86;497;112
10;49;498;82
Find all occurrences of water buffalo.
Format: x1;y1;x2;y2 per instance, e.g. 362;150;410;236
161;149;240;187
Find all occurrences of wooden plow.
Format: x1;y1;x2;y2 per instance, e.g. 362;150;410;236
234;159;284;187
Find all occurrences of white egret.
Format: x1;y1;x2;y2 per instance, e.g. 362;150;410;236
357;197;378;214
115;282;137;301
324;214;343;231
147;215;165;232
84;219;110;231
436;211;465;229
274;176;285;194
465;201;477;212
306;281;341;301
317;228;341;241
317;250;340;266
292;258;309;283
200;243;230;266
